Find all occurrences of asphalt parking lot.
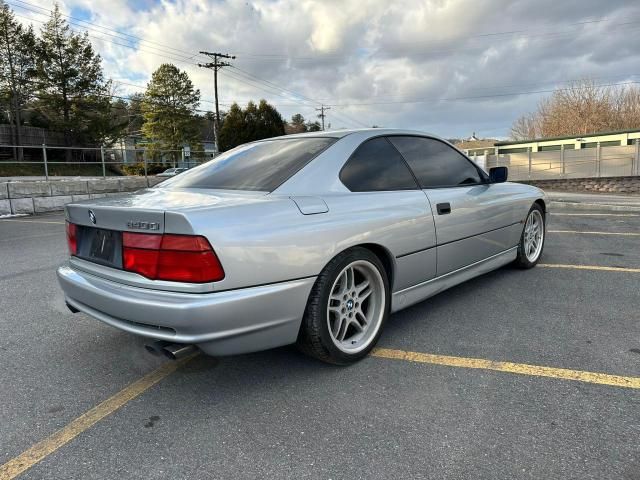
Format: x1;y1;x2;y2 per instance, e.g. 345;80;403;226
1;208;639;479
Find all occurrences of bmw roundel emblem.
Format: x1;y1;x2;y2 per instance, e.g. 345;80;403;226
88;209;97;225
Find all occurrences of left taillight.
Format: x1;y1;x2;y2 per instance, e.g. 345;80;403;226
122;232;225;283
66;221;77;255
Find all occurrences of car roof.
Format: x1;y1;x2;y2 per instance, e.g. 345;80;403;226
268;128;442;141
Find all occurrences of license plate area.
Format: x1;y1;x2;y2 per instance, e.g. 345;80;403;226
76;226;123;269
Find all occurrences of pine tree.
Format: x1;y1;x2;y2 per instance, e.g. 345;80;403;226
256;99;285;138
218;100;285;151
0;1;36;160
141;64;201;163
35;4;111;159
218;103;245;151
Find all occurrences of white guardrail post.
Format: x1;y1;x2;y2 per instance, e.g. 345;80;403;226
635;139;640;176
42;143;48;181
560;144;565;177
596;142;601;177
528;147;532;179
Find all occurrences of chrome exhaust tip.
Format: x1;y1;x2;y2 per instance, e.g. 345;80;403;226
162;343;198;360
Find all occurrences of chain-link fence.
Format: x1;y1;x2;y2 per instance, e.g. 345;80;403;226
0;144;213;180
476;144;640;181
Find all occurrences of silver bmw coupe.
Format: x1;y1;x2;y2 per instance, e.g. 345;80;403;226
58;129;546;364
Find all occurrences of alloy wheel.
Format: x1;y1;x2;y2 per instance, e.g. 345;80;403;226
524;209;544;262
326;260;385;354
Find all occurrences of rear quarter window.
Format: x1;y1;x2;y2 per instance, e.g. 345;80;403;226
340;137;418;192
163;137;337;192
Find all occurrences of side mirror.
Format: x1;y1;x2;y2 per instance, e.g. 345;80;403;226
489;166;508;183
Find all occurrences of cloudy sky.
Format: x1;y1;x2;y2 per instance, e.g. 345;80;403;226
9;0;640;139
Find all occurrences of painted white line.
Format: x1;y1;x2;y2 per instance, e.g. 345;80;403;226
548;230;640;236
550;213;639;217
538;263;640;273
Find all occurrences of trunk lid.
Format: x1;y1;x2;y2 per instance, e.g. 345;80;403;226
65;187;269;233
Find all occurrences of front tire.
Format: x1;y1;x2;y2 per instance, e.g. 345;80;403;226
514;203;545;268
297;247;390;365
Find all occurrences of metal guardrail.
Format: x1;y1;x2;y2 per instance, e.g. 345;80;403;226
0;144;212;180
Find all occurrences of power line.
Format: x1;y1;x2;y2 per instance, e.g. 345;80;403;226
7;0;207;62
226;67;369;128
13;1;638;130
324;81;640;107
11;0;640;75
10;10;200;67
226;18;640;63
231;66;320;105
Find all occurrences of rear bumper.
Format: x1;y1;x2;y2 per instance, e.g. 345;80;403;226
57;264;316;356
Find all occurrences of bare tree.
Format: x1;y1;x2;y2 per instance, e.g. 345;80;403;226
510;113;539;140
614;86;640;130
510;79;640;140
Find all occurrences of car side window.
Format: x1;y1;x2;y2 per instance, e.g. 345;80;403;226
340;137;419;192
388;136;482;188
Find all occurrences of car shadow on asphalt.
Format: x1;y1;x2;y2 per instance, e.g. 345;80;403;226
171;265;520;380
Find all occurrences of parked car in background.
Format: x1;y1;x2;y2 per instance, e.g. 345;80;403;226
58;129;546;364
157;167;188;177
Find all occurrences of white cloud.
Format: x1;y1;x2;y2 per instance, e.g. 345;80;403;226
13;0;640;137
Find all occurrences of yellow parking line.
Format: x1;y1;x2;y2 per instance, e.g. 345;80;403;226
0;354;197;480
0;219;65;225
550;213;639;217
371;348;640;389
549;230;640;236
538;263;640;273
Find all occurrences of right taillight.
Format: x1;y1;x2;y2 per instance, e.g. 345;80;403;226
66;221;78;255
122;232;225;283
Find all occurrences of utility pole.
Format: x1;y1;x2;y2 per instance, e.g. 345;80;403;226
315;104;331;131
198;52;235;153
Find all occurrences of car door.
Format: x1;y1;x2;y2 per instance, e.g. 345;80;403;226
338;136;438;291
388;136;522;276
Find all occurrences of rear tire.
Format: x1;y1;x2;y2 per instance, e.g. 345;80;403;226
297;247;390;365
514;203;545;268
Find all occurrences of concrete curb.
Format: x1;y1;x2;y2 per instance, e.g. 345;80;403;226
549;201;640;212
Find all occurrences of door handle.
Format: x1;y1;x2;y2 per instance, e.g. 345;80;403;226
436;202;451;215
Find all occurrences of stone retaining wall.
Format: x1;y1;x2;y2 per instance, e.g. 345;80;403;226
0;177;165;215
520;176;640;194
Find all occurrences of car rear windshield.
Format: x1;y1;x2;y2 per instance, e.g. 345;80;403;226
162;137;337;192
